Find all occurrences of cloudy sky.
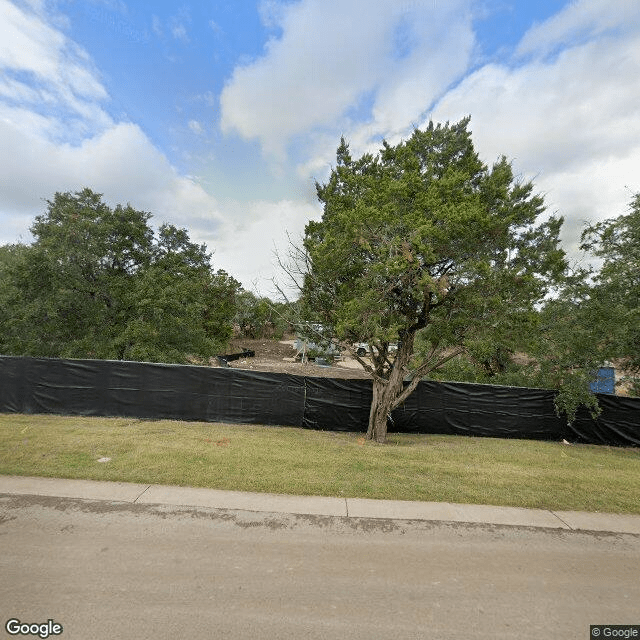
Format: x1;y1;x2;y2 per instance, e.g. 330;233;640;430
1;0;639;296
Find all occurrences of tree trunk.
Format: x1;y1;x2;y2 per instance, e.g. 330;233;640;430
365;334;416;443
366;378;394;443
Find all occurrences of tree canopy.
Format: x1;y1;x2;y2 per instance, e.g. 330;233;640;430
404;194;640;415
578;194;640;391
0;188;238;363
300;118;567;442
234;290;294;339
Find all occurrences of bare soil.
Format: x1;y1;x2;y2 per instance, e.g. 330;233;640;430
220;338;370;379
216;339;638;393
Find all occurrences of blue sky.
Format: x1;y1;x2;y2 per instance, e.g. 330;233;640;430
1;0;639;295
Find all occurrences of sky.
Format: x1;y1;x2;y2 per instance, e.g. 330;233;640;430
1;0;639;297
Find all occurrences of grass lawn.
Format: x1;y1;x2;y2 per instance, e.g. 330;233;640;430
1;413;639;514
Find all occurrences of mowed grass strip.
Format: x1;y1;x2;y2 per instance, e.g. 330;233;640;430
1;413;639;514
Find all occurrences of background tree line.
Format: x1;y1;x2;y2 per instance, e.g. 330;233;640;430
234;290;295;340
0;188;289;364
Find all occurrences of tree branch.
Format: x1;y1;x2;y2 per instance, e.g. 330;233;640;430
391;346;465;410
348;346;387;383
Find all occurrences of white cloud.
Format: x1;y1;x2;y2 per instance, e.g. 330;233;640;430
220;0;474;158
369;3;474;136
0;110;320;295
151;14;162;37
216;0;640;281
428;0;640;255
202;91;216;107
171;23;188;41
535;150;640;257
0;117;224;234
211;199;322;296
0;0;108;103
0;0;305;296
293;0;640;270
188;119;204;135
0;0;112;142
168;7;190;43
433;30;640;172
516;0;640;59
0;109;276;289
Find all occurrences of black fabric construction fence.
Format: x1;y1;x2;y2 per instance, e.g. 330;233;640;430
1;356;639;446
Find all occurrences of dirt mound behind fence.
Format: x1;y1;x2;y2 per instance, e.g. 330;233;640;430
223;338;370;380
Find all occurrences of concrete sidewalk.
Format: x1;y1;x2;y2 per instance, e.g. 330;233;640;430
2;474;640;534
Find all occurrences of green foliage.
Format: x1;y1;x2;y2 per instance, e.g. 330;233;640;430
307;119;565;351
0;244;27;342
503;194;640;415
303;347;335;363
426;192;640;417
580;194;640;380
301;118;567;440
234;291;293;339
0;188;239;363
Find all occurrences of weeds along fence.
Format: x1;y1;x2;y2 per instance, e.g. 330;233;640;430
1;356;638;447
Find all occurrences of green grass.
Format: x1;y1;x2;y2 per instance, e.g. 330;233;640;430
1;413;639;514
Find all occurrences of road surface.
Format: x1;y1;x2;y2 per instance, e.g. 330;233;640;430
1;493;639;640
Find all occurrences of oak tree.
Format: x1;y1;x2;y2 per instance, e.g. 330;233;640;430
0;188;238;363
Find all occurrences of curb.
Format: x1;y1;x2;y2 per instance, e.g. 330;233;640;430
2;475;640;534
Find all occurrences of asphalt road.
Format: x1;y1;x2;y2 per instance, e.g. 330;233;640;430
1;494;639;640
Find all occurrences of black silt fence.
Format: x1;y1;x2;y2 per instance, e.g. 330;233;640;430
0;356;638;447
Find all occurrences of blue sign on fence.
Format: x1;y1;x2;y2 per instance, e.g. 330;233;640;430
589;367;616;394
